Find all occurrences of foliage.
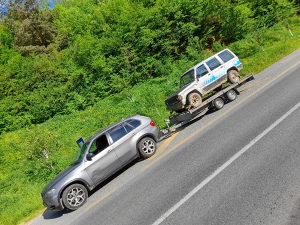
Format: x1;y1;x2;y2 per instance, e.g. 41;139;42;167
0;0;299;223
0;0;297;134
0;18;300;224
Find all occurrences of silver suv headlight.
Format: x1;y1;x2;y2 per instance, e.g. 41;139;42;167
45;188;56;197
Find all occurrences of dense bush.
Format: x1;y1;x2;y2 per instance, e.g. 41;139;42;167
0;1;299;223
0;0;297;134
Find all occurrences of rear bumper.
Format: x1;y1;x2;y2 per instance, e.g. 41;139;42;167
237;63;243;71
150;125;160;142
166;100;185;111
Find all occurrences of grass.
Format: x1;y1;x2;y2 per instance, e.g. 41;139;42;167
0;17;300;225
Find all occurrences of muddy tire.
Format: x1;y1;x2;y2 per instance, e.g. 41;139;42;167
228;70;240;84
187;92;202;108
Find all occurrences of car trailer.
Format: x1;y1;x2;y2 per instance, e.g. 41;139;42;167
159;73;255;139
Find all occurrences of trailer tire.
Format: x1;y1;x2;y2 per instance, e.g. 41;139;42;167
228;70;240;84
213;97;224;110
187;92;202;108
226;89;237;101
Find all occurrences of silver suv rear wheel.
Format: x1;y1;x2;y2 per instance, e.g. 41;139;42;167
138;137;157;159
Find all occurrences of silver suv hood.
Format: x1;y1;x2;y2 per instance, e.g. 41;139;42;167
42;162;81;194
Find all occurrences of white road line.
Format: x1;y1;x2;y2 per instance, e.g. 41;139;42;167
151;102;300;225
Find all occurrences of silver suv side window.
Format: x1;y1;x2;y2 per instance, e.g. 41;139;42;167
196;65;209;78
128;119;141;128
218;50;234;63
123;123;134;133
90;135;109;155
108;125;127;142
123;119;141;133
206;57;221;71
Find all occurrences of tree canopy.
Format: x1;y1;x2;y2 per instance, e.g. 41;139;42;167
0;0;297;134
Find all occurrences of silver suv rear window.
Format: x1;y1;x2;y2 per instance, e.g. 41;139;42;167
127;119;141;128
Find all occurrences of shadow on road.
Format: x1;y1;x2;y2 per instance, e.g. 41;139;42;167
42;208;71;220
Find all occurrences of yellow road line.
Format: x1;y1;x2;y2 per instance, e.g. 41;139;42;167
85;188;116;211
142;61;300;171
148;133;179;161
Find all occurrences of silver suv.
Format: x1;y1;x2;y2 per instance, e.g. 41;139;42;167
165;49;243;112
41;115;160;210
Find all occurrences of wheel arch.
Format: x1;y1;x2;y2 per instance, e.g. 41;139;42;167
186;90;202;102
135;133;157;152
59;179;91;200
226;67;238;74
136;133;157;145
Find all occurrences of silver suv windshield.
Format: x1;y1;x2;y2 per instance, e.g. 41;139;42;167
180;70;195;88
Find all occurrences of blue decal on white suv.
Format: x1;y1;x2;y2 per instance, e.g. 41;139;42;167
204;73;224;85
234;60;241;66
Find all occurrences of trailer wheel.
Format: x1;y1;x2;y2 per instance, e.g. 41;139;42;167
226;89;237;101
188;92;202;108
213;97;224;110
228;70;240;84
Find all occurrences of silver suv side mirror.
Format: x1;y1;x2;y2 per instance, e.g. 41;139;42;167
86;152;94;161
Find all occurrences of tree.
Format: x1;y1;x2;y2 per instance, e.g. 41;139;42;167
0;0;57;55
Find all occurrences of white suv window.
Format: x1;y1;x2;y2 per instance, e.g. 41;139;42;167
218;50;234;63
206;57;221;71
196;65;209;78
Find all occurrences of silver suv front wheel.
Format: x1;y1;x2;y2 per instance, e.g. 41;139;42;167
62;183;88;210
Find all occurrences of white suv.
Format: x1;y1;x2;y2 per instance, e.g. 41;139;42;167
165;49;243;112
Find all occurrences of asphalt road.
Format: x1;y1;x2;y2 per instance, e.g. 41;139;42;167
29;49;300;225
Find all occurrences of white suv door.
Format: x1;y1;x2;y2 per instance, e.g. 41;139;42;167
202;57;226;94
195;64;210;93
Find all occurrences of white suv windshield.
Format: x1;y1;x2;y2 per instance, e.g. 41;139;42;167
180;70;195;88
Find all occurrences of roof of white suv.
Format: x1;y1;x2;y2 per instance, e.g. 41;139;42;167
181;48;234;77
